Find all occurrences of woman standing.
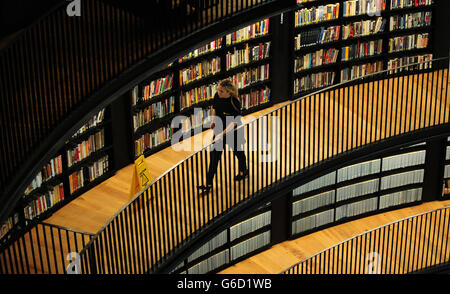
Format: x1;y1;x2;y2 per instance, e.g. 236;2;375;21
197;79;249;193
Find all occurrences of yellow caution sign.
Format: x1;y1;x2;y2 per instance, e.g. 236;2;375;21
129;155;152;201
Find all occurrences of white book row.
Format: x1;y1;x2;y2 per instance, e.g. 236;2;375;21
230;211;271;242
444;165;450;179
292;209;334;235
230;231;271;261
337;159;381;183
293;171;336;196
187;249;230;274
379;187;422;210
446;146;450;161
292;190;335;217
380;169;424;190
335;197;378;221
381;150;426;172
336;178;379;202
187;230;228;263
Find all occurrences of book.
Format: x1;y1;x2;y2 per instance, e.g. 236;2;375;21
390;11;432;31
340;60;383;81
387;53;433;73
295;3;340;27
341;39;383;61
294;71;336;94
295;26;340;50
388;33;429;52
341;17;385;40
226;19;270;46
179;57;221;85
294;48;339;72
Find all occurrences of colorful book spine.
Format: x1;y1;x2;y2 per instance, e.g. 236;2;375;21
133;96;175;132
24;183;65;220
226;19;270;46
180;83;219;110
67;129;105;168
179;57;221;85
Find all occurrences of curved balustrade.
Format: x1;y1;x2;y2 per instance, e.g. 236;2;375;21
74;57;450;274
281;206;450;274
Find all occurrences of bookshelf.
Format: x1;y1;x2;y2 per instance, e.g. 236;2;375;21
172;203;272;274
292;0;434;98
290;142;427;237
129;18;273;159
0;108;115;245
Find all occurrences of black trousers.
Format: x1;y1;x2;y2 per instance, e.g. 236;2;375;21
206;135;247;186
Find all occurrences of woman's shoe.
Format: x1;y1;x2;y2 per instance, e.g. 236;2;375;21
197;184;212;193
234;169;249;181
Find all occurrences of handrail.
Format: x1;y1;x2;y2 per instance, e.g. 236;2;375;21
280;206;450;274
78;56;450;274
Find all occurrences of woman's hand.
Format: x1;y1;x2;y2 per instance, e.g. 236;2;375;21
211;122;215;129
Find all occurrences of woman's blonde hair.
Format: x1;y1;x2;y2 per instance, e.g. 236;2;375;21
219;79;239;99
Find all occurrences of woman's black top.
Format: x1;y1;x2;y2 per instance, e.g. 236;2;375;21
212;92;242;129
211;92;244;145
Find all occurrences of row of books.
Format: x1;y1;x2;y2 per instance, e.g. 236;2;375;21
390;0;433;10
230;230;271;261
382;150;426;171
145;75;173;103
187;250;229;274
24;183;65;221
336;178;379;202
337;159;381;182
389;11;432;31
292;208;334;234
379;187;422;209
225;42;271;70
134;125;173;156
72;109;105;138
295;26;341;50
67;129;105;168
229;211;271;242
293;71;336;94
342;0;386;17
132;96;176;132
178;107;213;132
388;33;429;52
292;190;335;216
340;60;384;81
335;197;378;220
179;57;221;86
295;3;341;27
387;53;433;73
295;48;339;72
228;64;270;89
24;155;64;195
380;169;424;190
69;169;85;195
225;18;270;46
87;155;109;183
293;172;336;195
341;39;383;61
180;83;218;110
240;87;271;110
179;38;223;63
294;150;425;194
0;214;19;242
342;17;386;40
187;230;228;263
